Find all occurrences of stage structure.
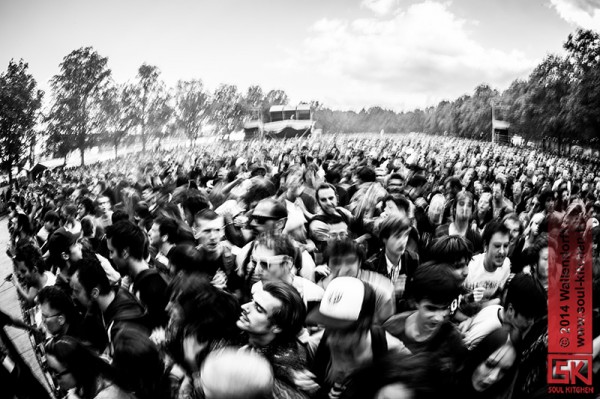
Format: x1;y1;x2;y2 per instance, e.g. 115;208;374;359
491;102;511;145
243;103;316;140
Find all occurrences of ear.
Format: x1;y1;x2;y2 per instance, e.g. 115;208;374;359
271;325;282;335
276;218;287;231
57;314;66;326
122;248;129;259
61;252;70;261
91;287;100;300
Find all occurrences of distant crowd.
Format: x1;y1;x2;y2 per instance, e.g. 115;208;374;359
3;132;600;399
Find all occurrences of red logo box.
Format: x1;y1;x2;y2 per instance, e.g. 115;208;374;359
548;354;593;385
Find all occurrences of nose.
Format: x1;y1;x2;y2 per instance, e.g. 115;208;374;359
485;367;501;384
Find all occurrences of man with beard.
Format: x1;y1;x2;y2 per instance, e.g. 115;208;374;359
106;220;169;329
314;183;353;225
383;262;465;372
491;178;514;219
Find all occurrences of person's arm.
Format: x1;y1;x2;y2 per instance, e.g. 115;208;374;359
12;275;37;307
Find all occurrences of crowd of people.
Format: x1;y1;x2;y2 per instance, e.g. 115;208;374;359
2;132;600;399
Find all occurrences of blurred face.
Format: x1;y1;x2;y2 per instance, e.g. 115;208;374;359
69;242;83;262
329;254;360;278
512;182;522;198
384;229;410;258
329;222;349;241
251;245;291;282
492;183;503;201
327;326;365;353
317;187;338;215
478;193;492;214
97;196;111;214
471;343;517;392
194;217;223;253
504;220;521;244
375;383;413;399
484;232;510;269
450;258;470;284
237;289;281;336
250;215;279;236
70;271;92;308
41;302;64;336
455;197;473;221
384;200;408;219
15;261;34;285
387;178;404;194
415;299;451;336
530;214;543;237
107;238;127;272
149;222;162;247
46;354;76;392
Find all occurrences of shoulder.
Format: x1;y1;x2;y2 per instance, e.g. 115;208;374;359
384;331;411;354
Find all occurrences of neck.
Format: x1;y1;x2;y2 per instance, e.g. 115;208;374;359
161;242;174;256
248;332;276;348
129;259;149;279
385;248;401;266
483;255;497;273
97;290;116;313
453;218;469;232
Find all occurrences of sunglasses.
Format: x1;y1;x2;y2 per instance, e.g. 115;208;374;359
250;255;290;271
252;215;278;225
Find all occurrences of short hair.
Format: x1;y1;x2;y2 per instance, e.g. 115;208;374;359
37;285;78;322
503;273;546;319
105;220;147;261
324;238;365;266
16;213;34;237
482;220;510;247
14;242;45;272
315;183;338;202
357;166;376;183
262;280;307;341
378;214;411;241
194;209;220;223
111;209;130;224
411;261;462;305
381;194;411;214
502;212;522;233
43;210;61;225
79;197;95;215
493;177;505;190
253;232;297;258
538;189;555;205
73;254;112;296
182;192;211;218
167;244;203;275
428;235;474;265
455;191;473;208
156;216;181;243
444;176;463;192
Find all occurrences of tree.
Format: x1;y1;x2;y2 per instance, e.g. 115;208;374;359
129;64;172;151
46;47;111;165
209;84;244;135
175;79;209;144
0;59;43;182
98;83;135;157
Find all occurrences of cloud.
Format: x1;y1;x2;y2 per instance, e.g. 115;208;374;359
361;0;398;16
550;0;600;31
277;1;535;111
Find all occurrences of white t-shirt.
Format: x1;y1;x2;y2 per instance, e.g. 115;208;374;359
463;253;511;300
461;304;503;350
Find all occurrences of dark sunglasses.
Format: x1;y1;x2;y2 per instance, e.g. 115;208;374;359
252;215;277;225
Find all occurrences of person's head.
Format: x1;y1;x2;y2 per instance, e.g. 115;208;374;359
15;213;34;237
148;216;179;250
386;173;405;195
193;209;224;254
70;255;111;308
381;194;410;219
411;262;461;336
482;221;510;270
167;243;203;276
251;233;297;283
77;197;95;219
444;176;462;198
501;273;546;341
112;327;169;399
325;238;365;279
427;235;473;284
538;189;555;213
428;193;446;226
37;286;79;336
531;234;557;291
454;190;474;222
306;277;376;352
238;280;306;344
316;183;339;215
105;220;148;272
14;242;46;286
464;328;518;394
492;178;505;201
44;335;119;399
199;348;273;399
340;351;441;399
250;198;287;235
379;215;411;258
43;210;61;232
501;213;522;245
96;195;112;215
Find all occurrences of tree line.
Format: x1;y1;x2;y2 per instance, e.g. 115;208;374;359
1;29;599;182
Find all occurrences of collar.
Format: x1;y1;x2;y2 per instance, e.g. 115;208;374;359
385;254;401;275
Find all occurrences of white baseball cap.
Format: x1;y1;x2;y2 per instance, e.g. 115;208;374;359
306;277;375;329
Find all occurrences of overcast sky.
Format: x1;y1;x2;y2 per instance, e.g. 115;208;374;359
1;0;599;112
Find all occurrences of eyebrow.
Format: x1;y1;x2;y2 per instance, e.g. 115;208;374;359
254;301;267;313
